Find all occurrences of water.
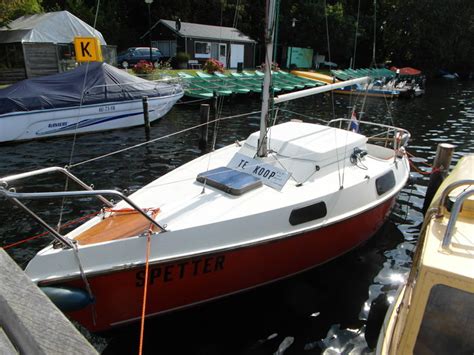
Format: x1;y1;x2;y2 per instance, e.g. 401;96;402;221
0;79;472;354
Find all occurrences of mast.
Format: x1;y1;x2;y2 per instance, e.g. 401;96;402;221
257;0;276;158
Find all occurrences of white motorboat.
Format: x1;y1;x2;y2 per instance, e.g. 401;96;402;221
0;62;183;143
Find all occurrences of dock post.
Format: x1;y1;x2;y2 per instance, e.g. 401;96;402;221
199;104;210;150
142;96;151;140
422;143;455;214
0;249;98;354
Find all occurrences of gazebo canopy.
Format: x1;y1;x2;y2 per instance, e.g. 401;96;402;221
0;11;106;44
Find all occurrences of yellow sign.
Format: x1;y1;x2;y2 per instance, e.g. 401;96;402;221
74;37;103;62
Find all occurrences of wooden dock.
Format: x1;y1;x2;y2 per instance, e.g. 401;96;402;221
0;249;98;354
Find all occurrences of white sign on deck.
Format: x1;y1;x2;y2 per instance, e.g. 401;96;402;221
227;153;291;190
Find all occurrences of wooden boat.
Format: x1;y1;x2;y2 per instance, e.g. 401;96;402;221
0;62;183;143
291;70;335;84
376;155;474;354
0;1;411;333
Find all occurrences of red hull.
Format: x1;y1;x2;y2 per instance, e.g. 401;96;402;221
58;197;395;331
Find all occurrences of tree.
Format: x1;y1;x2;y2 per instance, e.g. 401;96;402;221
0;0;43;27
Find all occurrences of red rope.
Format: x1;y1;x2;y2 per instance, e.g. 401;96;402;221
2;211;100;250
138;209;160;355
406;150;443;175
2;207;161;250
408;158;441;175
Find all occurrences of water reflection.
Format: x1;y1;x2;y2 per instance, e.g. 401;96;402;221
0;79;472;354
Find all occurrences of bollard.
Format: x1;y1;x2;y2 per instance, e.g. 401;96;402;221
199;104;210;150
142;96;150;139
422;143;455;214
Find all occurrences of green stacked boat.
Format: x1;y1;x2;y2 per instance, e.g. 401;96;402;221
179;71;324;99
330;68;395;81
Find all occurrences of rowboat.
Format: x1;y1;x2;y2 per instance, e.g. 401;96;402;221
0;62;183;143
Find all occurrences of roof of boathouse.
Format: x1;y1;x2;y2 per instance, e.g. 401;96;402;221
156;19;256;43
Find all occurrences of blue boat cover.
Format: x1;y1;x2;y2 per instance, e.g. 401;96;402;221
0;62;178;114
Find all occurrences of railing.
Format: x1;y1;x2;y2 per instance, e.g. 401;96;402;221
0;167;166;249
327;118;411;150
434;179;474;249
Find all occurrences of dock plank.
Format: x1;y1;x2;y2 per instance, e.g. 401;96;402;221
0;249;98;354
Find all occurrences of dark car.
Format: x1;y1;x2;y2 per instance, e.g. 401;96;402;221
116;47;162;68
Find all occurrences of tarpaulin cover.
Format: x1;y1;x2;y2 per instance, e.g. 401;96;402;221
0;62;179;114
0;11;106;44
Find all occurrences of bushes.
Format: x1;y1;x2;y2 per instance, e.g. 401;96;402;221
132;60;154;74
203;58;224;74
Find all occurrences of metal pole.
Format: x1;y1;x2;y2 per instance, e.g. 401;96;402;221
199;104;210;150
2;189;167;232
289;47;292;69
142;96;150;139
258;0;276;157
422;143;455;214
9;197;74;248
148;3;153;64
272;0;280;64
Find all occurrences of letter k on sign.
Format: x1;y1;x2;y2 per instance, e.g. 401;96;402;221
74;37;103;62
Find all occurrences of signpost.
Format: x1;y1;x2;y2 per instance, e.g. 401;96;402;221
74;37;103;62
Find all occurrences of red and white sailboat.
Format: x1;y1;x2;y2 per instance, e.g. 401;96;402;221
0;0;410;332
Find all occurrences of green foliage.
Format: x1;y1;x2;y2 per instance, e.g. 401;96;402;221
13;0;473;76
0;0;43;27
379;0;474;74
156;58;172;70
175;52;190;63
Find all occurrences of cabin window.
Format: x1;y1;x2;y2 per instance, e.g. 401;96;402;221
375;170;395;195
195;42;211;58
289;202;327;225
414;284;474;354
196;167;262;196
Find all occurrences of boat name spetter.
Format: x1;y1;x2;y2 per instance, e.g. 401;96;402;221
135;255;225;287
227;152;290;190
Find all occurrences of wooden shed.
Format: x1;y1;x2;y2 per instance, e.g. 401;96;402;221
0;11;116;84
150;19;256;69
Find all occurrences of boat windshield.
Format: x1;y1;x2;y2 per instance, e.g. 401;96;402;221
414;284;474;354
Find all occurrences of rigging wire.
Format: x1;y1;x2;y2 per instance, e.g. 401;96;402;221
58;0;102;231
68;110;261;168
371;0;377;67
233;0;241;29
352;0;361;69
323;0;343;190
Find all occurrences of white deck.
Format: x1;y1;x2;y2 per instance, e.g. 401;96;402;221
26;121;410;282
